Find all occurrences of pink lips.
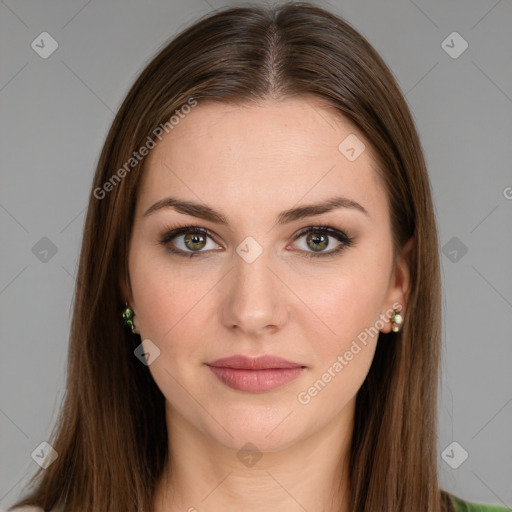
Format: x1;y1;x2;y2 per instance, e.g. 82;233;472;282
205;355;306;393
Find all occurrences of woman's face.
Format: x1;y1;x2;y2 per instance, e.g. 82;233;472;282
125;97;411;452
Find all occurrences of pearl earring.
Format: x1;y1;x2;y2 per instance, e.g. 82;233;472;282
390;309;403;332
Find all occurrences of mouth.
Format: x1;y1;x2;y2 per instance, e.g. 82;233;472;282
205;354;306;393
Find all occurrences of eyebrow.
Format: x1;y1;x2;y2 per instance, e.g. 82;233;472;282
143;195;369;224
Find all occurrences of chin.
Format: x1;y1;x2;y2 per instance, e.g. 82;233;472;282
199;406;308;453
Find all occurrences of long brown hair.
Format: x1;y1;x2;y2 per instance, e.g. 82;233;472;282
10;2;445;511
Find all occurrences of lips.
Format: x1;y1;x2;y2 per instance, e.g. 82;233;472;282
206;354;305;370
205;355;306;393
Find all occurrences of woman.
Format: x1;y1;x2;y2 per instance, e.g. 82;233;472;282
9;2;509;511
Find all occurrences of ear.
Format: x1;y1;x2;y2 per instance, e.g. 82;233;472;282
380;235;414;333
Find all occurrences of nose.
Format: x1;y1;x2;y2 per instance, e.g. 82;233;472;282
219;247;289;338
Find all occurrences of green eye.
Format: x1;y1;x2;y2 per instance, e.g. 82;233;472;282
182;232;208;251
292;226;355;258
306;232;329;251
160;226;218;258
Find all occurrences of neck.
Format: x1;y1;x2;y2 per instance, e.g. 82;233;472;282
152;399;355;512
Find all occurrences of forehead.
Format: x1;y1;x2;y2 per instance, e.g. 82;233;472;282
137;97;387;221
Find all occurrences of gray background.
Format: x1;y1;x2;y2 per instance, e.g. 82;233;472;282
1;0;511;509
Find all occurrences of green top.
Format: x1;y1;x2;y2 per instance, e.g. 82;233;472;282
449;493;511;511
9;492;511;511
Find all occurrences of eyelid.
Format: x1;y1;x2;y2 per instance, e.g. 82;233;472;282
292;224;350;242
159;224;217;241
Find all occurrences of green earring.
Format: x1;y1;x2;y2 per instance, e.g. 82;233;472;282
122;303;136;333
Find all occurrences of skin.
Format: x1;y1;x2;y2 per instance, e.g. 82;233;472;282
122;96;413;512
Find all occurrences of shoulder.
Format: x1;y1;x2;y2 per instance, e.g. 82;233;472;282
448;492;511;511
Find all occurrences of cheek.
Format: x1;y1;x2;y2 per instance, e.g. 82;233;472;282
301;281;383;389
128;248;222;373
129;244;199;332
129;257;208;399
301;260;391;344
293;275;386;413
293;249;392;395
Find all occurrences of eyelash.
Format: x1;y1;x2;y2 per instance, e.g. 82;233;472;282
158;223;355;259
